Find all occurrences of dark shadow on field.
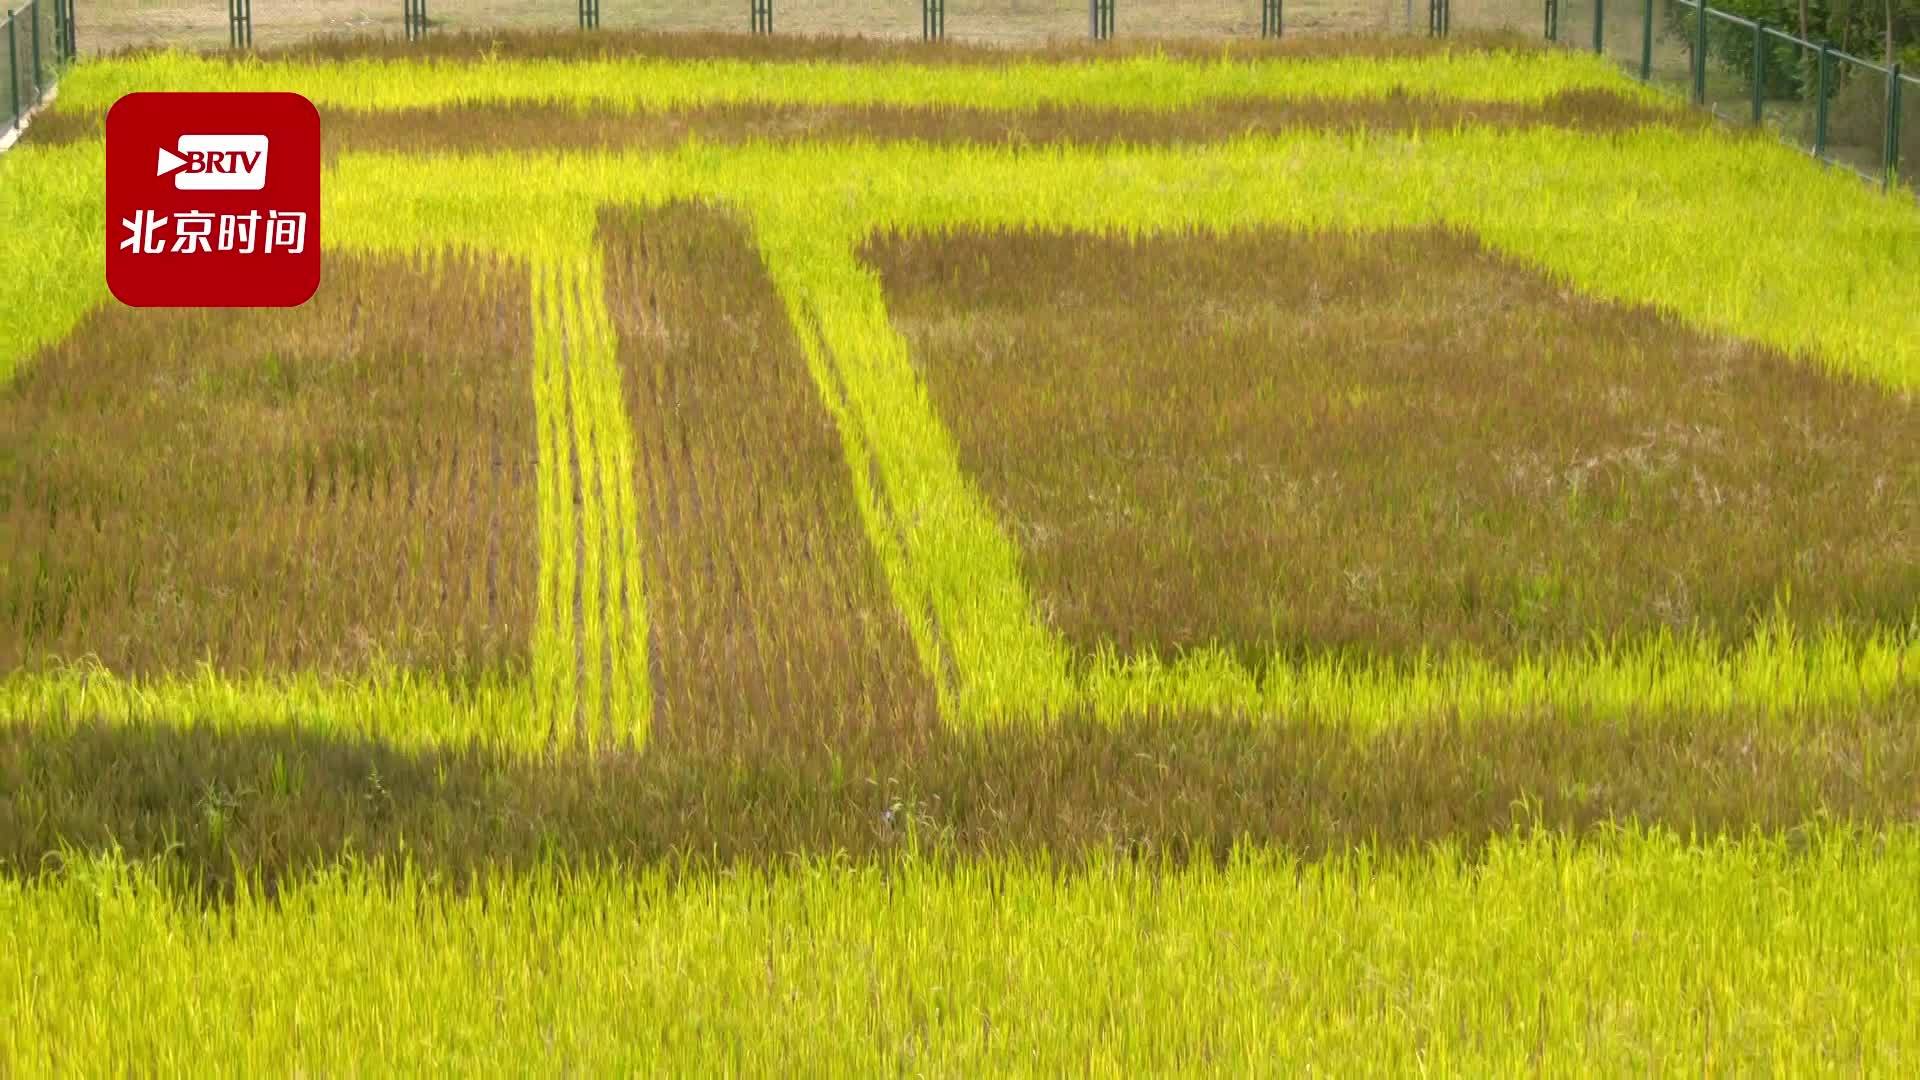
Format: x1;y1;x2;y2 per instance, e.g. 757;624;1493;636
4;692;1916;902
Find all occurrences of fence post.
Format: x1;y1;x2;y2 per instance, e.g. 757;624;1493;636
1640;0;1652;79
8;11;19;129
1089;0;1113;41
751;0;772;34
1592;0;1603;54
228;0;251;49
405;0;427;41
1749;22;1764;126
29;0;40;95
1546;0;1558;43
1887;64;1903;191
1261;0;1282;38
1692;0;1708;105
923;0;943;40
1814;42;1830;159
579;0;597;30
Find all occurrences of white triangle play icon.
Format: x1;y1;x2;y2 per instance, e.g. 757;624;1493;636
156;146;187;176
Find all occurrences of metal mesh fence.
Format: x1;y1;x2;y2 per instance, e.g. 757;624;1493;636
2;8;15;134
4;0;64;137
15;0;1916;191
1568;0;1914;190
1448;0;1550;38
68;0;1512;55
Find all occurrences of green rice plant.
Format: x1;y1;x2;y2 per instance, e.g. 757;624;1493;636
0;662;537;749
3;828;1917;1071
529;261;581;744
530;253;649;752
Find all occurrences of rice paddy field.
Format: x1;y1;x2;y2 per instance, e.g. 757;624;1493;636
2;27;1918;1070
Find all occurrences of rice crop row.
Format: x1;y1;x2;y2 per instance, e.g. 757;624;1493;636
5;829;1918;1071
0;669;536;748
19;88;1693;152
0;252;538;685
864;224;1917;670
530;253;649;753
51;47;1642;116
601;203;938;757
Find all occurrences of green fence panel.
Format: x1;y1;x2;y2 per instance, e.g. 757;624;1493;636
1821;50;1893;183
5;9;18;135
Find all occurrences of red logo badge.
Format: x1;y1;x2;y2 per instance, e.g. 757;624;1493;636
105;92;321;308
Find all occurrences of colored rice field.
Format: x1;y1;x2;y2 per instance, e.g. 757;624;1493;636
0;29;1914;1068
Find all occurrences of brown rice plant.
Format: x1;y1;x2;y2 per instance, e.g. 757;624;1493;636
0;251;539;687
600;202;939;759
862;224;1918;672
0;686;1915;896
21;89;1692;153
